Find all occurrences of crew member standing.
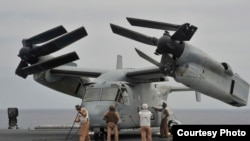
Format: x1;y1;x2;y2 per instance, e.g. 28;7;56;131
138;103;152;141
103;104;120;141
160;102;169;138
75;105;91;141
152;102;170;138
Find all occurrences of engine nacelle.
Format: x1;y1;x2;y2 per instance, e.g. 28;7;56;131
221;62;233;76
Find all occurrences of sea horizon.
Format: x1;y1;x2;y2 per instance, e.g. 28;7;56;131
1;109;250;129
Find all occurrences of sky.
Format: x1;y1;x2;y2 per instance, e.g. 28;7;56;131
0;0;250;110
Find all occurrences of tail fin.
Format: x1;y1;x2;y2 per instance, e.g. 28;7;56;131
116;55;123;69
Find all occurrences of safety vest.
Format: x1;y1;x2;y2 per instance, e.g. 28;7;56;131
105;111;119;124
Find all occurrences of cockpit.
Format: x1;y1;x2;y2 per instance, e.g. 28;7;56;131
83;86;129;105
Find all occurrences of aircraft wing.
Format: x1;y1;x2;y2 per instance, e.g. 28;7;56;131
49;62;193;88
51;66;167;83
50;65;107;78
126;67;167;82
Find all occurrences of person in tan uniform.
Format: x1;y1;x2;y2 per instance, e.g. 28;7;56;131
75;105;91;141
103;104;120;141
159;102;169;138
152;102;170;138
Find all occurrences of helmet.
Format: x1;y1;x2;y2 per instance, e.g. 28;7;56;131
75;105;81;111
142;103;148;110
109;104;115;111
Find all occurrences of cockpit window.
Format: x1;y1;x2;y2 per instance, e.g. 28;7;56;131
83;87;129;105
100;87;119;101
83;88;101;102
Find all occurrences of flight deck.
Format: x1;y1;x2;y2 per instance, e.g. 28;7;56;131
0;127;173;141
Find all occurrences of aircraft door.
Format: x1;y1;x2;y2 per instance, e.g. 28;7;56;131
116;88;129;105
115;88;136;128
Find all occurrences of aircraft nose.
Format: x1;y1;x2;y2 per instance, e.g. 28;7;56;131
83;101;116;128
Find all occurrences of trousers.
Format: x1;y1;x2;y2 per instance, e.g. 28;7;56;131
79;120;91;141
107;122;119;141
140;126;152;141
160;118;168;137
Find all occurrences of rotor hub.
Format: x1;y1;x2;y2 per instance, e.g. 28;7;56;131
18;47;38;64
156;35;173;55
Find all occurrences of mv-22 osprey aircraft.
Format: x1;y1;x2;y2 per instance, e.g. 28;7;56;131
15;17;249;138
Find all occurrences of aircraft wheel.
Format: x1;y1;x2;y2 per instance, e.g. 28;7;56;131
93;130;106;141
94;132;99;141
168;120;181;134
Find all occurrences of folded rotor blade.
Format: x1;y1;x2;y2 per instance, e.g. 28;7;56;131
110;24;158;46
15;60;29;78
33;27;87;57
135;48;161;67
23;25;67;46
171;23;197;41
19;52;79;76
127;17;180;31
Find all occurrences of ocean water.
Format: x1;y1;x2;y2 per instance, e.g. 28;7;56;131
173;109;250;125
0;109;250;129
0;109;76;129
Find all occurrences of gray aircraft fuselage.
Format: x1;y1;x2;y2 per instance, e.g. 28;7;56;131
34;70;173;131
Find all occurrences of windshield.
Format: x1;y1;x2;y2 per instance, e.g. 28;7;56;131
101;87;119;101
83;88;101;102
83;87;119;102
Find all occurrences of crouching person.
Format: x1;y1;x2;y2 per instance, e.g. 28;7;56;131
75;105;91;141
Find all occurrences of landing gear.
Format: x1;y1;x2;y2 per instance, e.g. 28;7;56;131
93;128;106;141
168;120;181;134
